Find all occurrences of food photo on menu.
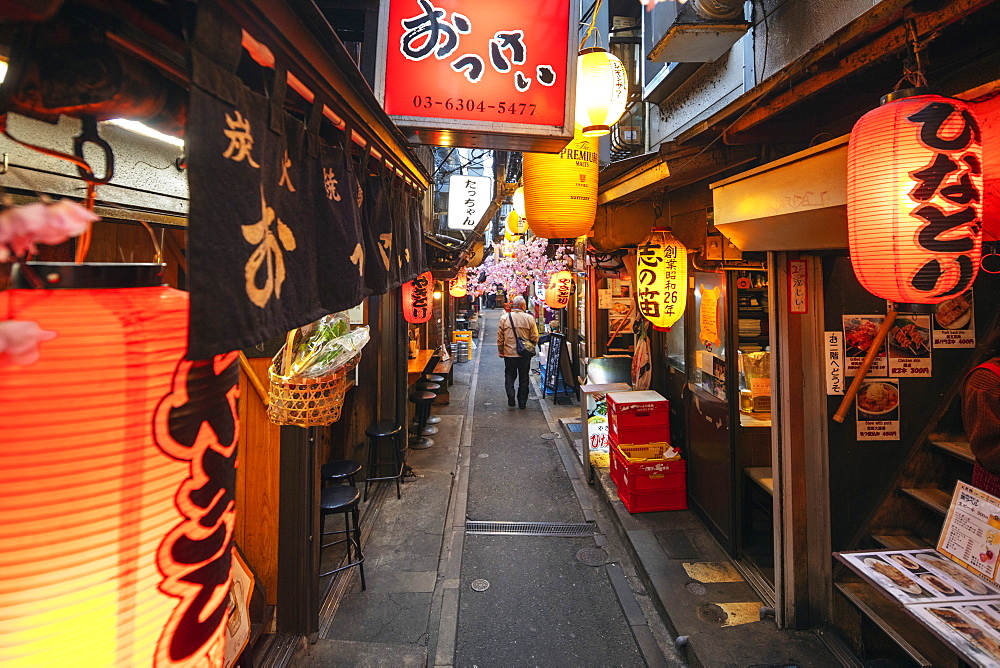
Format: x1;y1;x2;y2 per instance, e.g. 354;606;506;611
856;380;899;421
889;317;931;358
841;550;1000;603
911;551;1000;597
842;552;940;602
911;603;1000;666
935;289;973;330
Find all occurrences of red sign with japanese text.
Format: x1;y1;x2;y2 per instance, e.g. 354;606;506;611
380;0;575;147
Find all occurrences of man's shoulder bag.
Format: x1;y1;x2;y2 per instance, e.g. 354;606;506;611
508;312;536;358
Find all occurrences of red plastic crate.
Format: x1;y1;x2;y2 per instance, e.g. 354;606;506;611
609;420;670;447
610;446;687;513
607;390;669;430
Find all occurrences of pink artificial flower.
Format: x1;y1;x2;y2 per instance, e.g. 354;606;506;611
0;199;98;261
0;320;57;366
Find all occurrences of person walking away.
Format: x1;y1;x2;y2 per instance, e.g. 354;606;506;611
498;296;538;408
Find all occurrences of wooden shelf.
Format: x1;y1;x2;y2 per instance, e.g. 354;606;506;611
900;487;951;516
929;439;974;464
835;581;951;667
745;466;774;495
871;533;933;551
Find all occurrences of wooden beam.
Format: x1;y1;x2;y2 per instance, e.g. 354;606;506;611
725;0;995;144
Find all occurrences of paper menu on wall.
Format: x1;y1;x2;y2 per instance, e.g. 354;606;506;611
938;482;1000;583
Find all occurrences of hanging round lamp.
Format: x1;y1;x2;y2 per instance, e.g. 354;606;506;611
847;90;983;304
402;271;433;323
0;263;238;667
505;209;527;236
635;229;687;330
512;187;526;218
576;47;628;137
523;129;599;239
545;270;574;309
450;274;467;298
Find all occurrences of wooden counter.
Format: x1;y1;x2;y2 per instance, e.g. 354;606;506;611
408;349;435;383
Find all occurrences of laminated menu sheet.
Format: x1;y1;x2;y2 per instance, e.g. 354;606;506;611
836;483;1000;666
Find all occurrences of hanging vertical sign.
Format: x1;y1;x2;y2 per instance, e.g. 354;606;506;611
376;0;579;151
788;260;807;314
447;174;492;230
545;270;573;309
826;330;845;395
403;271;433;323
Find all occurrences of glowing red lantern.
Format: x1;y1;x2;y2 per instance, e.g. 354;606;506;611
847;92;983;304
403;271;433;323
0;263;238;666
449;274;467;298
545;270;574;309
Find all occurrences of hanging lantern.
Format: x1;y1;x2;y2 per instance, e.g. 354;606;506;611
450;273;467;298
402;271;433;323
636;229;688;329
847;91;983;304
505;209;527;236
523;129;599;239
576;47;628;137
0;263;238;667
545;270;574;309
512;186;526;218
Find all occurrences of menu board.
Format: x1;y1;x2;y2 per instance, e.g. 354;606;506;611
837;485;1000;667
843;315;888;377
939;482;1000;582
933;289;976;349
855;378;899;441
887;313;932;378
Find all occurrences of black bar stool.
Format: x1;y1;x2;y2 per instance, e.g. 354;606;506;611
319;485;365;589
408;391;436;450
413;381;440;435
364;420;403;501
321;459;362;487
421;374;445;424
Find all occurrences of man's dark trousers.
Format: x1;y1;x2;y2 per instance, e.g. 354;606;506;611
504;356;531;407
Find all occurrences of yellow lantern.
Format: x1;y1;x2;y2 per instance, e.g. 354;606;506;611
512;186;526;218
545;270;574;309
523;129;598;239
576;47;628;137
450;274;467;298
505;209;527;236
635;229;687;329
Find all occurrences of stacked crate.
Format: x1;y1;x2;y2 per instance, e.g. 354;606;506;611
606;390;687;513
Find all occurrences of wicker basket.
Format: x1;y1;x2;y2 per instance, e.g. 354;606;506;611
267;355;359;427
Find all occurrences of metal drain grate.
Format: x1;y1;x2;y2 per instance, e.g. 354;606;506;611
465;521;595;536
565;423;583;433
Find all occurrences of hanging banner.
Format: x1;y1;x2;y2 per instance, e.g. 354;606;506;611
825;330;845;395
933;289;976;349
856;379;900;441
447;174;492;230
843;316;888;377
788;260;807;314
887;313;932;378
376;0;578;151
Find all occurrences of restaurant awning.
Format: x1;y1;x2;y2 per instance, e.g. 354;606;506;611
710;135;849;252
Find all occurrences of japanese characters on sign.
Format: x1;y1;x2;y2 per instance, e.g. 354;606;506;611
939;482;1000;583
635;230;687;330
545;270;573;310
788;260;807;314
843;316;889;377
826;330;845;395
447;174;492;230
856;378;900;441
933;289;976;348
403;271;434;323
379;0;575;148
887;313;932;378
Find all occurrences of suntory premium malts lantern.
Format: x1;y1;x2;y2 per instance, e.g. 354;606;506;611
0;263;238;667
523;130;599;239
636;229;687;330
847;92;983;304
545;270;574;309
403;271;433;323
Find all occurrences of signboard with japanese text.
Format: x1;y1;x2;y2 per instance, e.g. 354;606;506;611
856;379;900;441
825;330;845;395
843;315;888;377
447;174;492;230
939;482;1000;585
376;0;579;151
934;289;976;349
788;260;807;313
887;313;932;378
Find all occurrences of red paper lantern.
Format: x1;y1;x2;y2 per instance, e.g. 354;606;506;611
0;264;238;666
847;92;983;304
545;270;573;309
403;271;433;323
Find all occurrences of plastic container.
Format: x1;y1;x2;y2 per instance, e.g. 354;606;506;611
609;420;670;447
607;390;669;431
609;446;687;513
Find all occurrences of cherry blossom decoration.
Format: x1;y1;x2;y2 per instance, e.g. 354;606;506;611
464;237;572;299
0;321;57;366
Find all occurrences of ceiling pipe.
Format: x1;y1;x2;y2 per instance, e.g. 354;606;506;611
689;0;745;22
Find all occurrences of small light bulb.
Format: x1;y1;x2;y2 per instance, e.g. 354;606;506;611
433;291;443;299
